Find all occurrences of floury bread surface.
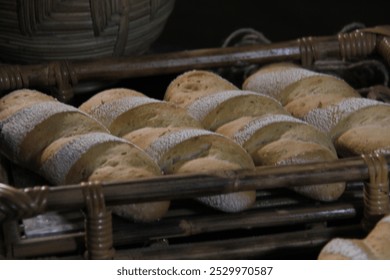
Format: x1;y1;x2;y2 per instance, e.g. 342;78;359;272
164;70;238;107
279;75;360;118
304;97;390;156
80;89;257;213
0;89;109;166
216;114;344;201
243;63;360;118
186;90;287;131
0;89;169;222
244;63;390;157
164;70;344;202
242;63;323;100
318;215;390;259
124;127;257;212
79;88;202;137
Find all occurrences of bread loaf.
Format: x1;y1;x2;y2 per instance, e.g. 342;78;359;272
243;63;324;100
0;90;109;166
318;215;390;259
124;127;257;212
280;75;361;118
80;88;203;136
244;63;390;157
216;114;344;201
303;97;382;134
164;70;344;201
186;90;287;131
80;88;257;213
243;63;361;118
164;70;238;107
304;97;390;156
0;90;170;222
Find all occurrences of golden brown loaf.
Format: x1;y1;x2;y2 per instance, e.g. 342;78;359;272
79;88;203;136
244;63;390;157
165;70;344;202
0;89;169;222
164;70;238;108
279;75;360;118
216;114;344;201
318;215;390;259
243;63;360;118
185;90;288;131
124;127;257;212
80;90;257;213
243;63;324;100
304;97;390;156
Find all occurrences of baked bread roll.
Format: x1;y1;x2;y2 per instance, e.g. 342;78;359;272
244;63;390;157
0;89;109;166
216;114;344;201
303;98;382;134
243;63;360;118
332;104;390;156
40;132;169;221
186;90;288;131
79;88;203;136
164;70;344;201
80;88;256;213
318;215;390;259
124;127;257;212
304;97;390;156
279;75;361;118
243;63;324;100
0;89;169;222
164;70;238;108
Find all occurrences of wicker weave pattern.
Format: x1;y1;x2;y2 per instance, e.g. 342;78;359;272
0;0;175;63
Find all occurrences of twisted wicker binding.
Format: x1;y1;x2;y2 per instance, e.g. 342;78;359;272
361;153;390;231
0;184;49;221
82;181;114;260
338;30;377;61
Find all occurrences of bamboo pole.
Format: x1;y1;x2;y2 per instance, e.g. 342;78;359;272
1;26;389;101
0;154;387;222
45;155;388;211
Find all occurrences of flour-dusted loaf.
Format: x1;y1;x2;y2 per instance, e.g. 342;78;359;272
0;89;170;222
0;89;56;121
40;132;169;222
186;90;287;131
244;62;390;158
163;70;345;202
0;91;109;166
303;97;382;134
243;63;324;100
330;104;390;141
80;88;256;213
124;127;257;212
331;104;390;156
79;88;145;113
318;215;390;259
164;70;238;107
79;88;202;136
216;114;344;201
279;75;361;118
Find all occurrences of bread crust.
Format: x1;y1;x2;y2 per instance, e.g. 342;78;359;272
164;70;238;107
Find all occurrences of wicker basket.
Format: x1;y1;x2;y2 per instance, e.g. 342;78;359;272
0;0;175;64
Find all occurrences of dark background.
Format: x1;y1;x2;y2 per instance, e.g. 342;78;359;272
153;0;389;50
74;0;389;102
122;0;389;99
